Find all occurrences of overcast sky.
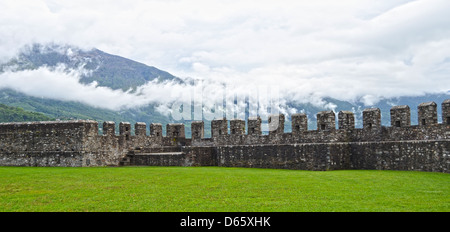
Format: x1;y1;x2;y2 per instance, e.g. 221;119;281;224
0;0;449;112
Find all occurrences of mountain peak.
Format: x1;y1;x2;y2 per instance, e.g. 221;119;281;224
1;43;182;91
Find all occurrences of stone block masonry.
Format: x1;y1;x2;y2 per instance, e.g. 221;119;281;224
0;120;122;167
167;123;185;138
211;118;228;138
134;122;147;137
0;100;449;173
338;111;355;130
191;121;204;140
291;113;308;133
363;108;381;131
442;99;450;125
230;119;246;135
418;102;438;126
317;111;335;131
247;117;262;135
391;105;411;128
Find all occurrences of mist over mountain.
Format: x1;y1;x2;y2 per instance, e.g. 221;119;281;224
0;43;182;91
0;43;448;136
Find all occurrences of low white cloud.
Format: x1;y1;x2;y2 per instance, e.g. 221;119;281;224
0;66;190;111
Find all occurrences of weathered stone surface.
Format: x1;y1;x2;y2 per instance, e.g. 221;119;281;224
363;108;381;131
103;121;115;136
268;114;285;135
211;118;228;138
166;123;185;138
338;111;355;130
291;113;308;134
442;100;450;125
248;116;262;135
150;123;162;137
350;140;449;173
216;143;351;171
0;120;122;167
119;122;131;142
418;102;438;126
230;119;245;135
390;105;411;128
191;121;204;140
134;122;147;137
317;111;336;131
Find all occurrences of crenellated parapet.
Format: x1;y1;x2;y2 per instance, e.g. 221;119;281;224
101;99;450;144
5;100;447;143
0;100;449;172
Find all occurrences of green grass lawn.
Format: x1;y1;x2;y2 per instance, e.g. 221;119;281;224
0;166;448;212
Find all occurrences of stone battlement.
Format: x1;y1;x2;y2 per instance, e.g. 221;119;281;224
0;100;449;172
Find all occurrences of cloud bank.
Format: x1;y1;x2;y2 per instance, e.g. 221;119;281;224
0;0;449;114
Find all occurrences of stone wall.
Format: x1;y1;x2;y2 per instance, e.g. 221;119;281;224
350;140;449;173
0;100;449;173
216;143;351;171
0;120;122;167
129;146;216;167
215;140;449;172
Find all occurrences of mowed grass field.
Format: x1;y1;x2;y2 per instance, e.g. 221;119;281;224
0;166;448;212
